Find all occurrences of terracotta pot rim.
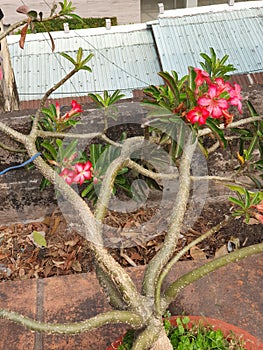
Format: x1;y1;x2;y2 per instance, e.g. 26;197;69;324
107;315;263;350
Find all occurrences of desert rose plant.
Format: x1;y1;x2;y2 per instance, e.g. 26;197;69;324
0;3;263;350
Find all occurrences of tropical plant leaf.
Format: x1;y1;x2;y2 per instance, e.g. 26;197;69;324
60;52;76;65
206;118;227;148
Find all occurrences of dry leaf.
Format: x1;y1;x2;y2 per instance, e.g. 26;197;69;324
19;21;30;49
190;246;207;260
71;261;82;272
48;31;55;52
16;5;30;14
215;245;228;258
245;217;260;225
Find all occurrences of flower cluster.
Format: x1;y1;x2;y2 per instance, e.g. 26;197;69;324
186;68;242;126
59;160;93;185
55;99;83;121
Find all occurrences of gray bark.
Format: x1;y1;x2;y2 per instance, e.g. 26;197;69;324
0;19;19;112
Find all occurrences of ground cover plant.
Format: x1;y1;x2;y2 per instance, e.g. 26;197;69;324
0;3;263;349
118;316;246;350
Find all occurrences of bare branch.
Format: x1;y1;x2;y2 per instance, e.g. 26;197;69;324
163;242;263;306
0;309;142;334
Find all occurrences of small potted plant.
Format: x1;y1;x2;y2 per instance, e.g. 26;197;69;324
0;4;262;350
108;315;261;349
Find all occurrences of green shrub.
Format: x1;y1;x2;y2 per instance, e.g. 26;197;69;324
16;17;117;34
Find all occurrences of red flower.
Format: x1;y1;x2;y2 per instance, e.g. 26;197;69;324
186;106;210;125
73;161;93;185
62;100;83;120
198;85;228;119
59;168;76;185
194;68;211;93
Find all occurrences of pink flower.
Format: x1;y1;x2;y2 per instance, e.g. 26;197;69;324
62;100;83;120
0;68;3;81
73;161;93;185
63;153;78;167
229;83;242;113
55;102;61;119
214;78;232;95
59;168;76;185
194;68;211;92
254;212;263;224
198;84;229;118
251;200;263;213
186;106;210;125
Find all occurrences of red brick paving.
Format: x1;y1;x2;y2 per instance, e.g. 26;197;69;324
0;254;262;350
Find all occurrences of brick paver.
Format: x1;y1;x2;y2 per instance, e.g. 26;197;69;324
0;255;262;349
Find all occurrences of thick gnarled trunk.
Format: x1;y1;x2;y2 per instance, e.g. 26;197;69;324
0;18;19;112
149;330;173;350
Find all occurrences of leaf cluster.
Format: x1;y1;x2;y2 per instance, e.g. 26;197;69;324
88;90;125;108
17;16;118;33
118;317;246;350
60;47;94;71
199;48;236;79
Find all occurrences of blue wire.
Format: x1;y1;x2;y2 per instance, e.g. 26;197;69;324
0;152;42;176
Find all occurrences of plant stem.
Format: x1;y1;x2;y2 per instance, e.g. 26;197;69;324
131;320;164;350
163;242;263;306
142;136;196;298
0;122;27;145
95;264;128;309
94;137;144;222
0;141;26;153
198;115;263;137
30;67;78;136
0;309;142;334
37;130;102;139
155;217;230;314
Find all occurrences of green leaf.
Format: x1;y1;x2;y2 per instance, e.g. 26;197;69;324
188;66;196;92
81;182;94;197
246;100;259;117
76;47;83;64
30;230;47;247
226;185;246;195
59;52;76;65
244;189;251;208
219;54;229;65
81;53;94;66
245;133;258;160
158;71;180;103
41;141;57;159
250;192;260;206
62;140;78;161
228;196;245;209
65;13;83;21
205;118;227;148
40;177;51;190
